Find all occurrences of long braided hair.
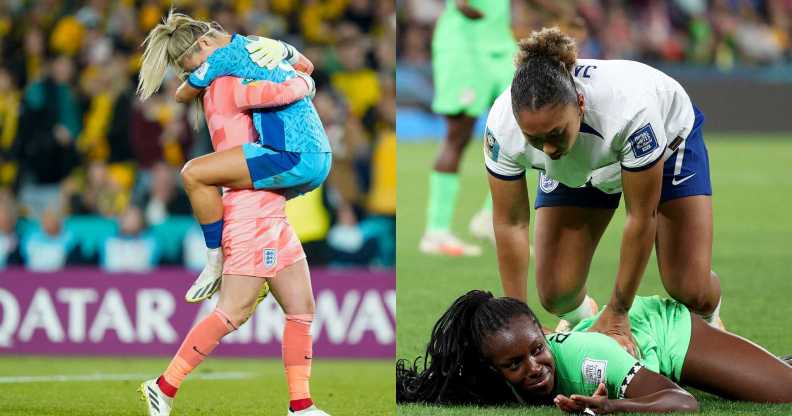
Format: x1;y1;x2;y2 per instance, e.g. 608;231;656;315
396;290;544;405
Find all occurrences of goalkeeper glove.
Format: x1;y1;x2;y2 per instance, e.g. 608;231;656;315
245;35;298;69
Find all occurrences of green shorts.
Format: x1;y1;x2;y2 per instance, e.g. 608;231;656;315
431;48;515;117
573;296;692;382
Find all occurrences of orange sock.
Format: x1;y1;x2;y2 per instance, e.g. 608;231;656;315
160;309;236;396
283;314;314;410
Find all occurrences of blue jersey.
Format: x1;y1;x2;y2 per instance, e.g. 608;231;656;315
188;34;331;153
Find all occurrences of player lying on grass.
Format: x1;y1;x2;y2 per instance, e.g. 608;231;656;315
485;27;724;353
397;290;792;413
137;11;331;305
136;11;330;416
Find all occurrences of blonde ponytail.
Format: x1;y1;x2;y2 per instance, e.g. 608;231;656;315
137;10;219;101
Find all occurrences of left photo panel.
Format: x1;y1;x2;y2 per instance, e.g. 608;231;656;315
0;1;395;415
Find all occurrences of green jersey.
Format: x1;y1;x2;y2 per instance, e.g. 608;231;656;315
432;0;516;54
548;296;693;399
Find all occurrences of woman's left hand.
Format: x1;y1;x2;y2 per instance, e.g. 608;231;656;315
555;383;612;414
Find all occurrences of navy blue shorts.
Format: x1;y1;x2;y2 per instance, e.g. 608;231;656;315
535;105;712;210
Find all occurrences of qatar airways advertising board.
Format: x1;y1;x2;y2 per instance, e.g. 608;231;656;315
0;268;395;358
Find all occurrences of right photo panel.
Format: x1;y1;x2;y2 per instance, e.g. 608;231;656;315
396;1;792;414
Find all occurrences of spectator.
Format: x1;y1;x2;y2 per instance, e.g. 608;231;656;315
0;193;20;268
16;55;81;218
21;207;76;272
140;162;191;226
0;67;20;192
100;205;159;272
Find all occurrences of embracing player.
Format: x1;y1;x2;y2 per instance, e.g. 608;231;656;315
136;11;330;416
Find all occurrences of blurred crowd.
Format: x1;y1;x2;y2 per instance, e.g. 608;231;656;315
0;0;396;271
398;0;792;107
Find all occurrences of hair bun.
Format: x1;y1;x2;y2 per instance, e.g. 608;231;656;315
516;27;577;72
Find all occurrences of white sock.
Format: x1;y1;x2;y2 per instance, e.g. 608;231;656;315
558;295;597;326
701;297;722;326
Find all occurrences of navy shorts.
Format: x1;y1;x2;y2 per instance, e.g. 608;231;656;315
535;105;712;210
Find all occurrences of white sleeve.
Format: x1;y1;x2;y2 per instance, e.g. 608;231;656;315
484;126;525;180
618;107;668;172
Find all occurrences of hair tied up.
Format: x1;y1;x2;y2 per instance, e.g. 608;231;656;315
515;26;577;72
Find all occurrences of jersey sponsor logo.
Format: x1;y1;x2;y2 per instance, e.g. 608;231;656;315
263;248;277;268
628;123;659;158
194;62;210;80
539;172;559;193
484;128;500;162
582;358;608;385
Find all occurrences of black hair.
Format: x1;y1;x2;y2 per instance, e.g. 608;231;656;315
396;290;544;405
511;27;578;113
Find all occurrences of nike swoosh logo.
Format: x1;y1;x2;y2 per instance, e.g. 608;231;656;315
304;356;312;360
671;173;696;186
193;346;208;357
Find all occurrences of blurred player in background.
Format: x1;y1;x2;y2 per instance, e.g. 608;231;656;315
420;0;517;257
137;12;330;416
138;12;331;305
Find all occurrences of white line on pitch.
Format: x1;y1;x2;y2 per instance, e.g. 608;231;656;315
0;371;252;383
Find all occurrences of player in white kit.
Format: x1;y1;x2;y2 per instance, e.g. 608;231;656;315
485;28;723;356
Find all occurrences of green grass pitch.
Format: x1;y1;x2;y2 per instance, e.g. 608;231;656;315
396;135;792;415
0;356;394;415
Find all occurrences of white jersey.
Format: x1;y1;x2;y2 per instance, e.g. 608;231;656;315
484;59;695;194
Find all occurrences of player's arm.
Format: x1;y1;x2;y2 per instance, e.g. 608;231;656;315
231;73;315;110
290;51;314;75
176;52;229;103
489;171;531;301
590;117;666;357
486;127;531;301
175;82;202;103
556;370;697;413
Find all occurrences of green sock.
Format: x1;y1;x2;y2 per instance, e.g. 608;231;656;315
426;171;460;233
481;193;492;213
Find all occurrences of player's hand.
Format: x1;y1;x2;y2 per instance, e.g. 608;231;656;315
455;0;484;19
294;71;316;99
588;308;640;359
245;35;288;69
555;383;613;414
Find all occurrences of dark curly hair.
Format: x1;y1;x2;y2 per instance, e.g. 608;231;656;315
511;27;579;112
396;290;545;406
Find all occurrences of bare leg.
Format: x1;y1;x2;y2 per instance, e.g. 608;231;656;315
216;274;268;326
534;206;614;314
681;314;792;402
267;259;315;315
433;114;476;173
181;146;253;224
656;196;721;317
